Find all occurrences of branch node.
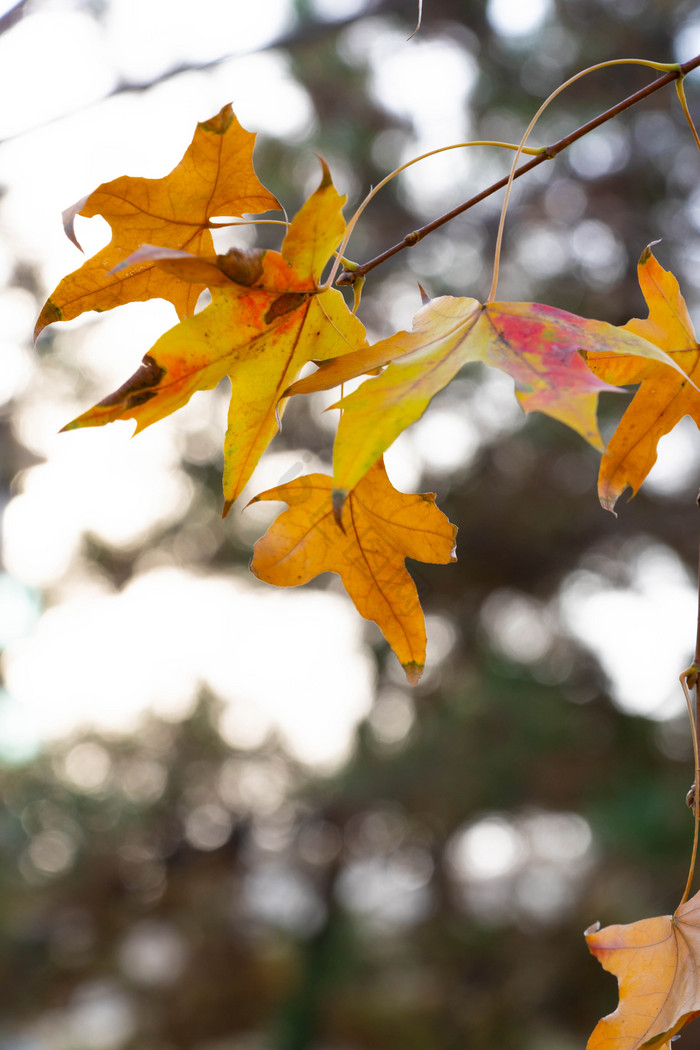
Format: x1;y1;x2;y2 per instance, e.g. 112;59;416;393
336;269;358;287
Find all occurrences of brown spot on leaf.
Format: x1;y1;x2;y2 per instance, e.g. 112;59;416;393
264;292;308;324
127;390;158;407
98;354;165;409
217;248;265;286
332;487;347;529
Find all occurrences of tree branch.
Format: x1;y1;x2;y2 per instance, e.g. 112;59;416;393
0;0;29;37
336;53;700;286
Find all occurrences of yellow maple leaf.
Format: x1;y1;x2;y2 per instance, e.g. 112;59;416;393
586;888;700;1049
249;458;457;683
286;294;678;500
585;247;700;513
62;167;367;511
35;104;279;338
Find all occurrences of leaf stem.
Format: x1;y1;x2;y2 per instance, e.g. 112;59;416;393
337;53;700;287
207;218;289;229
679;500;700;906
407;0;422;40
676;76;700;154
324;141;546;291
488;58;680;303
679;666;700;905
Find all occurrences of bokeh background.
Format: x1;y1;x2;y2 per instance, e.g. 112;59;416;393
2;0;700;1047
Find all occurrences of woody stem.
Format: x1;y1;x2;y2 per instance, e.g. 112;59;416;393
336;53;700;287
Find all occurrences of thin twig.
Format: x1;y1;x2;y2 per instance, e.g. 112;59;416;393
679;667;700;905
678;498;700;906
694;498;700;671
337;52;700;286
326;140;546;290
0;0;28;36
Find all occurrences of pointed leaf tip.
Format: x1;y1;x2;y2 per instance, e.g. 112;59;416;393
599;495;618;517
639;239;662;265
221;498;234;519
62;195;89;252
403;661;424;686
34;298;63;342
199;102;233;135
315;155;333;189
417;283;431;306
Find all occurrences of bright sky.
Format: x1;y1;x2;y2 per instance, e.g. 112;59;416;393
0;0;380;768
1;0;699;772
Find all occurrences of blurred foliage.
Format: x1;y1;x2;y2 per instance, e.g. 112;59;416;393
3;0;700;1048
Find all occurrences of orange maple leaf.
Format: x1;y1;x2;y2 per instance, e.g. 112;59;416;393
249;458;457;683
62;167;367;511
286;294;678;499
585;247;700;513
35;104;279;338
586;888;700;1049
